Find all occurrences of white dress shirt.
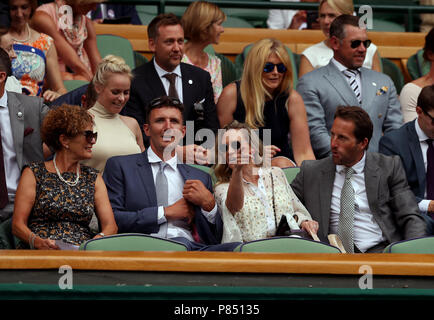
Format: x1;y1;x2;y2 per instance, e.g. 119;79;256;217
153;59;184;103
0;91;20;200
414;118;431;213
147;147;217;241
331;58;363;99
329;152;386;252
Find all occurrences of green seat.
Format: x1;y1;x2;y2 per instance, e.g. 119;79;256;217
216;53;238;87
381;57;405;94
134;51;148;68
283;167;300;184
371;18;405;32
407;49;429;80
187;164;217;185
238;237;341;253
0;218;19;250
383;236;434;254
222;16;255;28
137;11;155;25
63;80;89;92
235;43;299;88
79;233;188;251
97;34;135;69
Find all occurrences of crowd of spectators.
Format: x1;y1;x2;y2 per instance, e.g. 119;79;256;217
0;0;433;253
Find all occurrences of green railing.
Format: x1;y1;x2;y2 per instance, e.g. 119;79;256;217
107;0;434;31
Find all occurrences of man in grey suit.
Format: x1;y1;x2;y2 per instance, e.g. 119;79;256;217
297;14;402;159
291;106;426;253
0;48;49;221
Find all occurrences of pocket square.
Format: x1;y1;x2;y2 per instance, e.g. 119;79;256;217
24;127;34;137
376;86;388;96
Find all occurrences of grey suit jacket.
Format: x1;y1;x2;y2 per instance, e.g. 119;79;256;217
7;91;49;171
296;61;403;158
290;152;427;245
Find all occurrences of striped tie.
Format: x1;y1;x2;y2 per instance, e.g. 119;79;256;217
343;69;362;104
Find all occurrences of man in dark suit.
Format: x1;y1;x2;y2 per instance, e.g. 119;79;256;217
379;85;434;235
297;14;402;159
103;96;239;251
291;106;426;253
121;13;218;151
0;48;49;221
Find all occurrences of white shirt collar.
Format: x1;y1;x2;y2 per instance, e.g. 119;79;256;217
0;90;8;108
415;117;430;142
147;146;178;170
153;59;182;79
331;58;361;73
336;151;366;175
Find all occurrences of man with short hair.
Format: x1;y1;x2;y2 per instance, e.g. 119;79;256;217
103;96;239;251
379;84;434;235
122;13;218;149
0;48;49;221
297;14;402;159
291;106;426;253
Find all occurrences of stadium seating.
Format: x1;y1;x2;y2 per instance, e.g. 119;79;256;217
97;34;135;69
383;236;434;254
381;57;405;94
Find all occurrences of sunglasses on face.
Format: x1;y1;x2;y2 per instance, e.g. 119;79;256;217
82;130;98;143
422;108;434;124
350;39;372;49
220;140;242;153
263;62;287;73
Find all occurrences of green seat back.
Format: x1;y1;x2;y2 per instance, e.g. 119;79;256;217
222;16;255;28
134;51;148;68
238;237;341;253
97;34;135;69
235;43;298;88
216;53;238;87
187;164;217;185
0;218;19;249
80;233;188;251
383;236;434;254
63;80;89;92
381;57;405;94
407;49;430;81
283;167;300;184
371;18;405;32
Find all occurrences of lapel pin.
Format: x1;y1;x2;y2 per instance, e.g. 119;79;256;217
17;111;23;118
372;82;376;86
378;113;383;118
188;79;193;85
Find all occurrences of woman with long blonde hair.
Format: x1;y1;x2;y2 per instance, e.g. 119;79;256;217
217;38;315;167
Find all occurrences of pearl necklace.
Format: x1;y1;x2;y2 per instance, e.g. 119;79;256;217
11;24;31;43
53;153;80;187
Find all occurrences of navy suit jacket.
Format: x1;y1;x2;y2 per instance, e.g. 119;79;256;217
102;152;223;245
121;60;219;146
379;120;426;203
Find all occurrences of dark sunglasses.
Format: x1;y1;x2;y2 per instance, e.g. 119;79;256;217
220;140;242;153
149;96;182;108
263;62;287;73
350;39;372;49
82;130;98;143
422;108;434;124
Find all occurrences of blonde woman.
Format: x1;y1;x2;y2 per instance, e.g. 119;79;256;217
213;121;319;243
31;0;102;81
217;38;315;168
298;0;381;78
181;1;225;103
81;55;144;174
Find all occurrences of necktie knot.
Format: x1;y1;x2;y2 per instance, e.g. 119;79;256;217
343;69;358;78
344;167;354;180
163;73;179;99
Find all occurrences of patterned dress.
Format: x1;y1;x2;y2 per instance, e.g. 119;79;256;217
12;33;54;96
24;162;97;246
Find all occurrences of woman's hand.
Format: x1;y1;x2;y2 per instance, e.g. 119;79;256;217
34;237;59;250
42;90;61;102
300;220;319;238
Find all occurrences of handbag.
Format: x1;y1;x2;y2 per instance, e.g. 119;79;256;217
270;171;312;239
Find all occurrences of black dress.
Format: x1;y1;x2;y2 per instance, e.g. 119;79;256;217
233;81;292;159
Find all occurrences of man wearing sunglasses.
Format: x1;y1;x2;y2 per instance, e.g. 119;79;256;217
297;14;402;159
380;85;434;236
0;48;50;223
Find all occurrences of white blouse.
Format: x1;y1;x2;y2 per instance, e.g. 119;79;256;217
214;166;312;243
